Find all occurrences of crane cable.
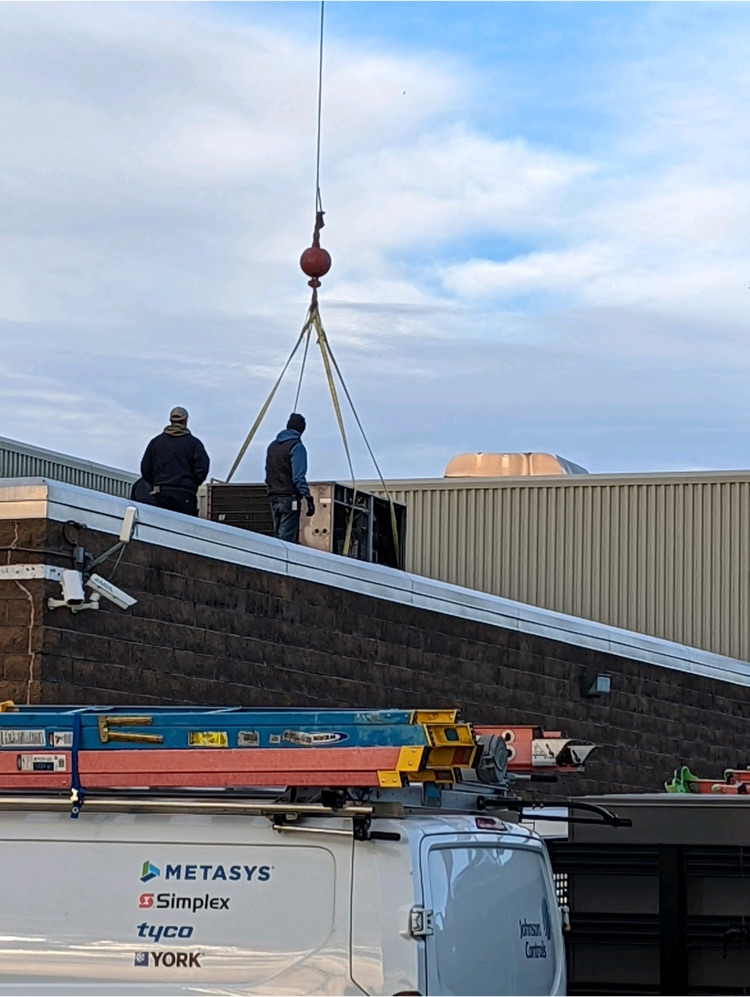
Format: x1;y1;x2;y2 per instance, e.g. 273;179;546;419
226;2;327;486
313;0;325;221
225;0;401;564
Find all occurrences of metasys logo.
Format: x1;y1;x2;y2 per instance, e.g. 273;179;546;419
140;860;160;883
139;859;273;884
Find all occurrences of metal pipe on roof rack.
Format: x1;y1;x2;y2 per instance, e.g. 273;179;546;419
272;823;354;837
0;796;375;817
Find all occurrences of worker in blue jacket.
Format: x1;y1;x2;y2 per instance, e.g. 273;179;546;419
264;413;315;542
140;406;210;517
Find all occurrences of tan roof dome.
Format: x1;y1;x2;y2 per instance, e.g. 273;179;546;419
444;452;588;477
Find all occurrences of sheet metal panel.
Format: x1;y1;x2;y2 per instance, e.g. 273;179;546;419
0;436;135;498
365;473;750;662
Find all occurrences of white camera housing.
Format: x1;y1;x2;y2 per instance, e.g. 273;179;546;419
60;569;86;605
119;505;138;544
48;569;99;613
86;573;137;610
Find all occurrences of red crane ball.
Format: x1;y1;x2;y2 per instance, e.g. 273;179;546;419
300;245;332;288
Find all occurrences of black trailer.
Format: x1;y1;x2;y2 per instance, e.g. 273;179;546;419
548;794;750;995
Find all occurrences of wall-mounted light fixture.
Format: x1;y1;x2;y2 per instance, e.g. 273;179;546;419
581;672;612;698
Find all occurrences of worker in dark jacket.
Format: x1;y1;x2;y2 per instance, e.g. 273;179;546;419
140;406;210;517
265;413;315;542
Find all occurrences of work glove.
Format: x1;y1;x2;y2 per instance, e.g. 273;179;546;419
306;496;315;517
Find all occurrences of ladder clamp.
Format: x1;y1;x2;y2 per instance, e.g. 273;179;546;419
97;715;164;745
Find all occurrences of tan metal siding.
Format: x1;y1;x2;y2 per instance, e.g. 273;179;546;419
371;474;750;662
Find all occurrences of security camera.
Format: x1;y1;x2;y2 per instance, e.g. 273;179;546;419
48;569;99;613
60;569;85;605
86;573;137;610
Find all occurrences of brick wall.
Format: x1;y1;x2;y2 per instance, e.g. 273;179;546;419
0;517;745;796
0;520;46;704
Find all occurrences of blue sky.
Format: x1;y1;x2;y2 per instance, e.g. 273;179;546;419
0;1;749;482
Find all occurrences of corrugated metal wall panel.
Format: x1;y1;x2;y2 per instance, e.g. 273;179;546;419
369;474;750;662
0;438;135;498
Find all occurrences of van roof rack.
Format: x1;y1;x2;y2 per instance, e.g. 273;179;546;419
0;704;596;818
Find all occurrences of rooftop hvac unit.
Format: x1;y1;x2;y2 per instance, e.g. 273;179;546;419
205;482;406;570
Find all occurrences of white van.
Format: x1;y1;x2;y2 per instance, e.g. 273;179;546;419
0;799;565;996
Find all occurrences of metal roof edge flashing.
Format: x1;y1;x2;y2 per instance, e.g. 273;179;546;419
0;477;52;520
2;479;750;688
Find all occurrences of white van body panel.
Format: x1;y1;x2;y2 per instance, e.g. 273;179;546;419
350;821;421;997
0;811;357;996
0;807;565;996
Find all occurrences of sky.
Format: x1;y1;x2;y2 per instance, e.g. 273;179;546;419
1;0;749;482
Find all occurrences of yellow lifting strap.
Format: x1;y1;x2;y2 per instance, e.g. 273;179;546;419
225;295;401;562
225;300;318;485
309;304;357;557
311;304;401;562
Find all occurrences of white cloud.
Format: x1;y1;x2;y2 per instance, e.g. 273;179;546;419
329;130;593;263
